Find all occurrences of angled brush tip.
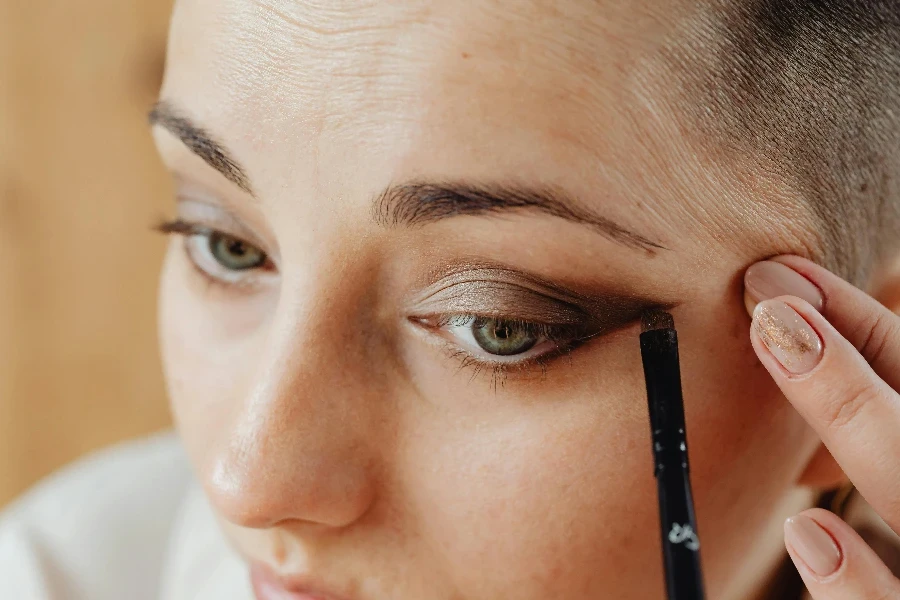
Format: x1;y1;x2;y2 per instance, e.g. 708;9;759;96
641;310;674;333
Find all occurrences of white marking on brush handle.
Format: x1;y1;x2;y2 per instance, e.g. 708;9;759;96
668;523;700;551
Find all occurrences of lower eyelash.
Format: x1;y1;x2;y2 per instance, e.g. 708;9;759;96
445;336;582;391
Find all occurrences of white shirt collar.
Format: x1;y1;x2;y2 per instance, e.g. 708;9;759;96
159;483;254;600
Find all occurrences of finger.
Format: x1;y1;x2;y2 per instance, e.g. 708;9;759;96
784;508;900;599
745;256;900;389
750;297;900;532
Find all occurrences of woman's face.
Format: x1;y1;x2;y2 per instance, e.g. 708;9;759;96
154;1;828;598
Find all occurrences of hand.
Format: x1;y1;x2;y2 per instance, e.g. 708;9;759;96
743;255;900;598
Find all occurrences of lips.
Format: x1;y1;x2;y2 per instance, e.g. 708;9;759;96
249;563;349;600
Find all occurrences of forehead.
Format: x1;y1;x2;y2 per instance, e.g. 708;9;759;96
166;0;673;118
160;0;816;261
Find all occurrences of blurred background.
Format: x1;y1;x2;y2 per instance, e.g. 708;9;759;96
0;0;176;507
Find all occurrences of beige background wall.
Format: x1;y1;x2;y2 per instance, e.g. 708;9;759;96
0;0;176;507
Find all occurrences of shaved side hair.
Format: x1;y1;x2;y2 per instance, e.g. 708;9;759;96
673;0;900;285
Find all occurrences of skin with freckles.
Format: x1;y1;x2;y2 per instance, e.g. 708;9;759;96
150;1;893;598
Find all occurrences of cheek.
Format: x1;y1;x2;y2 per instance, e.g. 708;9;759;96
395;364;665;598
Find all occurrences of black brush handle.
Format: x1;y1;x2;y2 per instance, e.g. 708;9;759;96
640;328;706;600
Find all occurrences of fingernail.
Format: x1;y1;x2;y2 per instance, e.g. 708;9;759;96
744;261;824;316
753;300;823;374
785;515;842;577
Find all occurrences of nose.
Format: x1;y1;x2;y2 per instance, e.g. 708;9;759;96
203;305;380;530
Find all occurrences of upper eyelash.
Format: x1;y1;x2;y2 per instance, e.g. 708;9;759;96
432;313;593;344
153;218;213;237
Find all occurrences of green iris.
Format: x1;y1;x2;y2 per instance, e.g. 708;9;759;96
208;232;266;270
471;317;538;356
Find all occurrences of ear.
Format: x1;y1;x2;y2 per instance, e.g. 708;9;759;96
868;252;900;315
797;443;849;489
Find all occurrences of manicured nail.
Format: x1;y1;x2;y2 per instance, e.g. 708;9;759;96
744;261;824;316
753;300;823;374
785;515;842;577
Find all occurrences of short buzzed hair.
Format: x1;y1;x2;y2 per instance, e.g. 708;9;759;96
674;0;900;286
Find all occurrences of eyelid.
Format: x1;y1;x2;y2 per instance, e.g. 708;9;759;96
411;280;589;325
408;267;661;329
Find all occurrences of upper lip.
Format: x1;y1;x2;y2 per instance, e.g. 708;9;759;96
250;562;356;600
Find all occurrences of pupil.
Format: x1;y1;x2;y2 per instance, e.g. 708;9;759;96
228;240;246;256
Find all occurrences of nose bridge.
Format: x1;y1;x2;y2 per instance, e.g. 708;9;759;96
206;275;381;530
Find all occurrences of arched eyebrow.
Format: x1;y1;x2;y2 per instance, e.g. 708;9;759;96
149;101;253;195
372;182;667;253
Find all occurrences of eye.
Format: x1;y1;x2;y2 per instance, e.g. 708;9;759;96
439;314;575;364
470;317;538;355
205;231;267;271
160;222;274;287
154;218;273;286
183;230;269;285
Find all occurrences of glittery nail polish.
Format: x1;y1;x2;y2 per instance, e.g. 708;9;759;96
753;300;823;375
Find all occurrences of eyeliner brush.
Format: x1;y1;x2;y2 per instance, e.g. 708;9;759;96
640;310;706;600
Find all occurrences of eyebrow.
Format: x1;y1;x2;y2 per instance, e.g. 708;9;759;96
373;182;667;253
148;103;664;253
148;101;253;194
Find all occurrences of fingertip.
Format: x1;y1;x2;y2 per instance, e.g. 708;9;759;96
784;511;843;578
769;255;828;285
744;258;826;313
751;298;825;376
786;508;900;597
